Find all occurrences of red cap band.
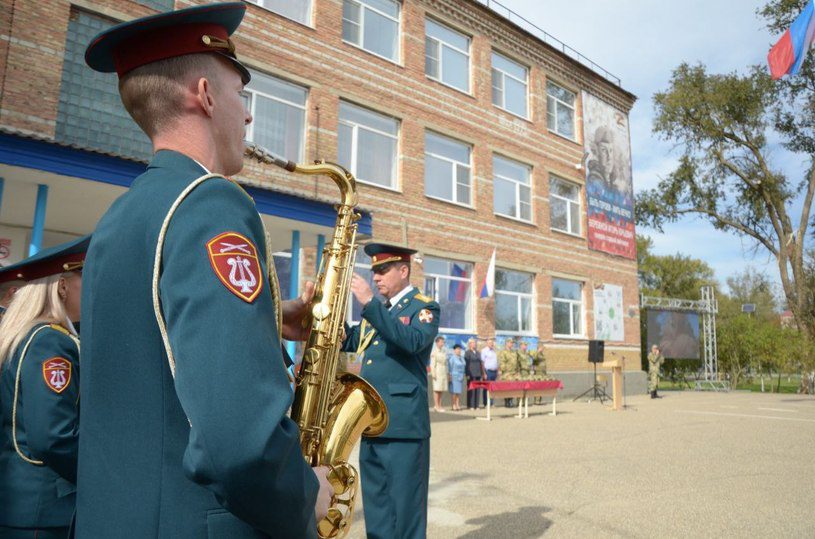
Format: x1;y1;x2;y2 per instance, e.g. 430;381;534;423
7;252;85;283
113;22;228;77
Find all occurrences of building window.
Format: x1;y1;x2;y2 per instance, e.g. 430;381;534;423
423;257;473;331
547;81;576;140
272;251;293;299
247;0;312;24
550;176;581;235
338;101;399;189
425;19;470;92
552;278;583;337
495;269;534;333
342;0;400;62
491;52;528;118
242;71;307;162
493;155;532;222
424;132;471;205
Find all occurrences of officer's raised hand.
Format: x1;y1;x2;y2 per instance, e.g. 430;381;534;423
350;273;374;306
281;280;316;340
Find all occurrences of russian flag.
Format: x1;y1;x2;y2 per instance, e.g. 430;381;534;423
768;0;815;79
448;263;469;302
479;249;496;298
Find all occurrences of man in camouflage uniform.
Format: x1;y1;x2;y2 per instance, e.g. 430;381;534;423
498;338;520;406
516;341;532;379
648;344;665;399
532;342;547;377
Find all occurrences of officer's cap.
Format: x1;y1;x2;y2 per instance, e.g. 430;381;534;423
0;235;91;284
85;2;251;84
364;243;417;268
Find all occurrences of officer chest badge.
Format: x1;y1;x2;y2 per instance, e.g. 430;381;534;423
42;357;71;393
419;309;434;323
207;231;264;303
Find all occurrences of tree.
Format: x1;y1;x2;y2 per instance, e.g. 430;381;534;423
725;267;779;321
637;235;717;299
637;0;815;336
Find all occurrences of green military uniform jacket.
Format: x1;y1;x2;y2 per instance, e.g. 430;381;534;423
532;349;547;375
648;352;665;391
0;323;79;528
498;349;520;378
78;151;317;538
516;351;531;377
343;288;440;439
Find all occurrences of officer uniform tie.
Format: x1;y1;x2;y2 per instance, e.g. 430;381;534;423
384;300;392;309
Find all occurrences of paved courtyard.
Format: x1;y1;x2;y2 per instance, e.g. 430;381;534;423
346;390;815;538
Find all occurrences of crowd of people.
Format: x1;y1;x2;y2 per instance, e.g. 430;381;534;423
429;336;550;411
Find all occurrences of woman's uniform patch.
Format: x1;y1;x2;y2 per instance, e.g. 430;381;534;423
42;357;71;394
206;231;264;303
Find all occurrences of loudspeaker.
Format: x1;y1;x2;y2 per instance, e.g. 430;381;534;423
588;340;605;363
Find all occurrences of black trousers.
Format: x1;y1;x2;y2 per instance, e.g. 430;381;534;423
466;375;483;408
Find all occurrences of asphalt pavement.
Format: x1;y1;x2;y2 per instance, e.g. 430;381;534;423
345;390;815;538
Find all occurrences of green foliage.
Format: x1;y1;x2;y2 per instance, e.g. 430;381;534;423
636;1;815;335
636;235;717;299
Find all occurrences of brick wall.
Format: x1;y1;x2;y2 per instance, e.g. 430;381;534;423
0;0;642;370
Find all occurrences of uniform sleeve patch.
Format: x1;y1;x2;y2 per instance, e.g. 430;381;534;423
42;357;71;394
418;309;434;323
206;232;264;303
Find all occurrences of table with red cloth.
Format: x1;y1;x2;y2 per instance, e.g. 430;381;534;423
467;380;563;420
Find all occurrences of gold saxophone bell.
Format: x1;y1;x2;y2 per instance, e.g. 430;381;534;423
244;143;388;538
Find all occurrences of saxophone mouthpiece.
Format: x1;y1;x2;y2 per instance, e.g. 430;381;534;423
244;142;297;172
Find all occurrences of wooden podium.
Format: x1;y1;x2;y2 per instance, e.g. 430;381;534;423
600;359;624;411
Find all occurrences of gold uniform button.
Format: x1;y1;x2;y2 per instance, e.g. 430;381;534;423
373;340;379;346
366;360;372;365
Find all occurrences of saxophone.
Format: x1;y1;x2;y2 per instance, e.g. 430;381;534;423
244;143;388;538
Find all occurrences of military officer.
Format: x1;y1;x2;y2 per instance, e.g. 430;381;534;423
517;341;532;378
0;236;89;538
343;243;440;539
78;3;329;537
498;338;519;406
648;344;665;398
532;341;547;376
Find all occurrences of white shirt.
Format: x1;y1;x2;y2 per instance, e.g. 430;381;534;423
481;346;498;370
385;285;414;311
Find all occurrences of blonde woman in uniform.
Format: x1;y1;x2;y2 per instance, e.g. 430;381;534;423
0;237;88;539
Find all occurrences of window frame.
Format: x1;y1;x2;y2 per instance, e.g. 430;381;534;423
552;278;584;339
246;0;314;26
549;175;582;236
338;101;400;191
422;256;474;333
241;71;308;162
424;131;473;207
342;0;402;64
424;18;471;94
546;81;577;141
347;250;375;324
494;268;535;335
493;154;533;223
491;51;529;119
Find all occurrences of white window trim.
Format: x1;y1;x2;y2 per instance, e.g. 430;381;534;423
425;141;472;206
495;283;535;335
247;0;314;27
550;177;582;235
342;0;402;65
493;159;532;223
552;285;584;338
425;20;471;95
347;255;373;324
547;81;577;141
243;81;307;162
339;107;400;190
424;264;474;332
491;52;529;119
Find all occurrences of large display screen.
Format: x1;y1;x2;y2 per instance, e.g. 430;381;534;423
646;309;700;359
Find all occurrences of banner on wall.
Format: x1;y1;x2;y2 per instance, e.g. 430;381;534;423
593;284;624;342
583;92;636;259
0;227;28;267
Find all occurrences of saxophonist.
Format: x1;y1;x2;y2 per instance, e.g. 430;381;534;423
344;244;440;539
78;3;331;537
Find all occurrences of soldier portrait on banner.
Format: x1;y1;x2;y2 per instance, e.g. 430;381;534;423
583;92;636;259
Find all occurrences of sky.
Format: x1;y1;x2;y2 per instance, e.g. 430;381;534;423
499;0;808;295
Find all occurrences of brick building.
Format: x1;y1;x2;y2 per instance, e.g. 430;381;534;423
0;0;646;393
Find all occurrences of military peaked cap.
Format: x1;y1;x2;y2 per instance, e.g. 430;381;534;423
85;2;251;84
364;243;417;268
0;235;91;284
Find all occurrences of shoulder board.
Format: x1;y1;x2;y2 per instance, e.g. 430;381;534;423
49;324;71;336
414;293;433;303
